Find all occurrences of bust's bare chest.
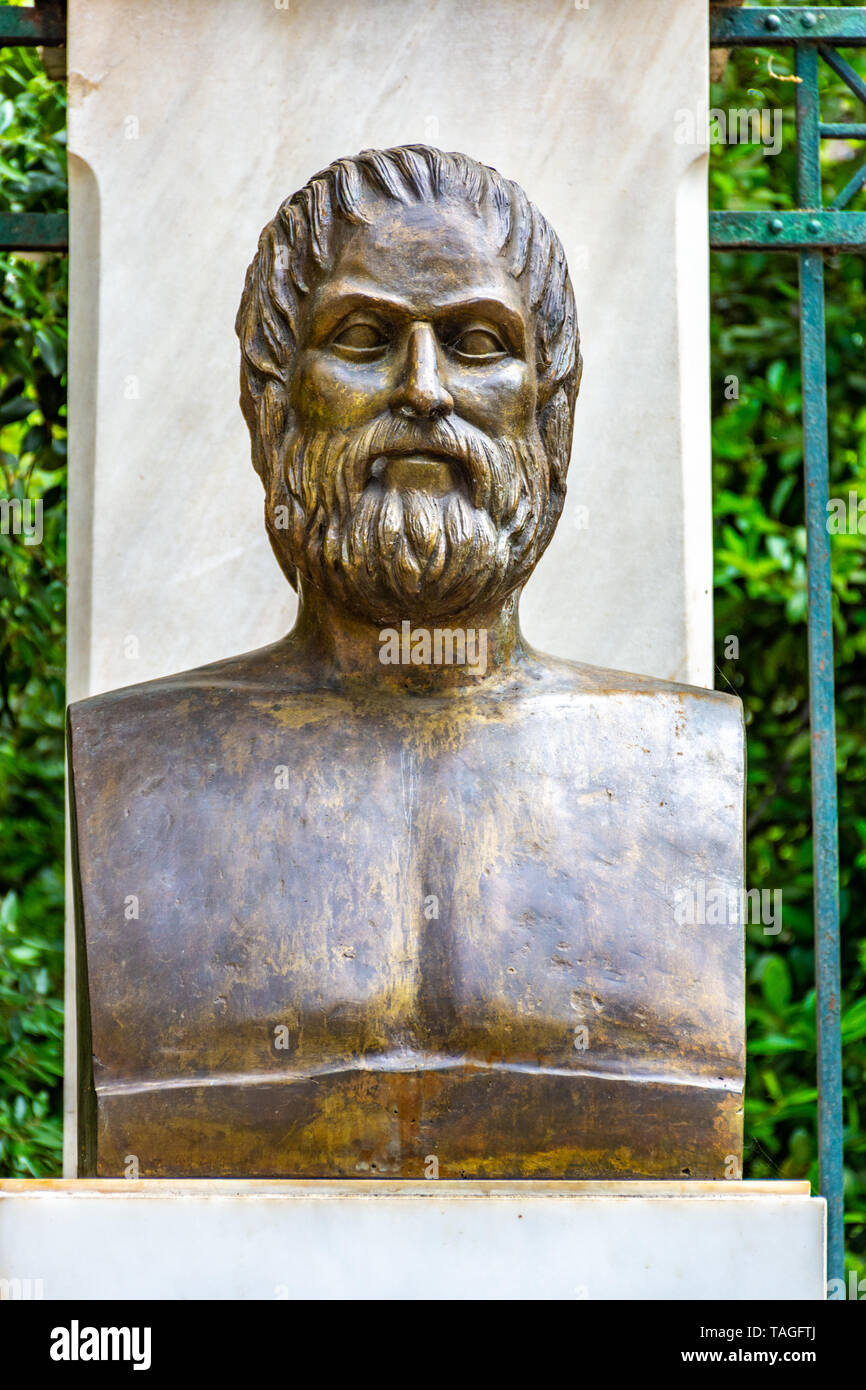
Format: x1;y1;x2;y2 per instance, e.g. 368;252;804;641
72;682;742;1090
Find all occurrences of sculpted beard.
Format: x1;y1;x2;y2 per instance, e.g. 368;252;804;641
264;415;557;622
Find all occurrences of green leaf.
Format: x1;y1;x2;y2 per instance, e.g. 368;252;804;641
760;955;792;1013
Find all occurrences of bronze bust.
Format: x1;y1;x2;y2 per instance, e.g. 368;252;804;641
69;146;745;1179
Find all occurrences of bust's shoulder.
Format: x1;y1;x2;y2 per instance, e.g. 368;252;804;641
69;640;300;720
66;639;321;769
523;649;744;722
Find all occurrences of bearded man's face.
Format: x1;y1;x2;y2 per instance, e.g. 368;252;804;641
262;196;561;623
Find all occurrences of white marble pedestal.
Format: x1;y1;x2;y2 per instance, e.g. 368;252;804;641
0;1180;825;1301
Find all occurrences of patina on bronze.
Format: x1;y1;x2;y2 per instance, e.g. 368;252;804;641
69;146;745;1179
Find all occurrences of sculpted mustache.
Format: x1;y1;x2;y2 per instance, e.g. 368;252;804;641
292;418;519;518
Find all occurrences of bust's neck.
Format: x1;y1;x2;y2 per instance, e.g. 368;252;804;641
284;579;527;693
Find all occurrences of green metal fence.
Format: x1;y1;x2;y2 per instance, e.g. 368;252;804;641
0;1;66;252
711;2;866;1288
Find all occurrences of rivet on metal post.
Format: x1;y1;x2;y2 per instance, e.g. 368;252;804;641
765;14;782;32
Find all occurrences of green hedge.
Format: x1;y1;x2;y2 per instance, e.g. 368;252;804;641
0;42;67;1176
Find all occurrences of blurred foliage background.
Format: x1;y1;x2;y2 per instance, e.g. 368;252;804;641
0;37;66;1178
711;3;865;1283
0;1;863;1282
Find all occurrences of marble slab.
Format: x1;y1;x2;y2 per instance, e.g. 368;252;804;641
0;1181;825;1301
66;0;711;700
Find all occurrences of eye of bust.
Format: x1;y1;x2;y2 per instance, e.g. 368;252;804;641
331;319;389;357
450;323;508;361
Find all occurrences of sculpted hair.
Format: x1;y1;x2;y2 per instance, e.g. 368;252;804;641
235;145;581;494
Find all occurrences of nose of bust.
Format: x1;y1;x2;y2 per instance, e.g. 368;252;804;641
389;322;454;421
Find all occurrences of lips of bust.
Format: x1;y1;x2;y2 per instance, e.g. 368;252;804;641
355;419;493;509
368;450;464;497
